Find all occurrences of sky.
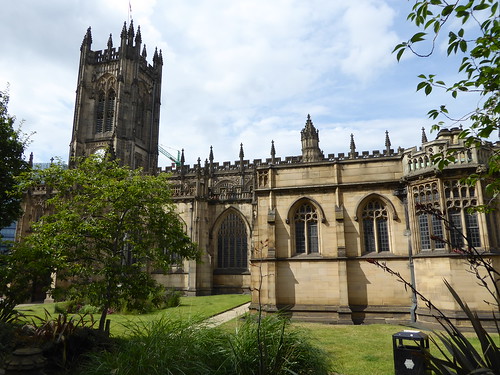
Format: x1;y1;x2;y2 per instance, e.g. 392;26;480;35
0;0;488;167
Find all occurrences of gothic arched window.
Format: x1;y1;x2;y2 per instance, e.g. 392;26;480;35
444;180;481;249
362;199;390;253
95;89;115;134
413;182;445;251
95;91;105;133
105;89;115;132
294;203;319;254
217;212;248;269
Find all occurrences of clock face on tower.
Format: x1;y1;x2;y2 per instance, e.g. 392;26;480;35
93;148;106;159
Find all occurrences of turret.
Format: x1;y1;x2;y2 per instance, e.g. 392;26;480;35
270;140;276;164
385;130;391;155
349;134;356;159
81;27;92;51
301;114;323;162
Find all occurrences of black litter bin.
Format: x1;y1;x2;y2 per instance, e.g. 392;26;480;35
393;330;431;375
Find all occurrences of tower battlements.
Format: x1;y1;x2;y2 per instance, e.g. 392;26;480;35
70;22;162;174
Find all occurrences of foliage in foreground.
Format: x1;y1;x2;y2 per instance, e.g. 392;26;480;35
371;255;499;375
79;315;331;375
0;87;31;323
0;87;30;230
17;155;200;331
0;310;109;373
395;0;499;208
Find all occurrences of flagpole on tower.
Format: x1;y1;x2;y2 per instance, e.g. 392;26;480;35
128;1;133;23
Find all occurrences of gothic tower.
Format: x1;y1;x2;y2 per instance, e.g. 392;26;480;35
69;22;163;174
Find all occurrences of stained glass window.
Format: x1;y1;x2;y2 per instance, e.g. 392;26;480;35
217;213;248;269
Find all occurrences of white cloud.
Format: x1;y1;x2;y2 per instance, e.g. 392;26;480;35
0;0;488;166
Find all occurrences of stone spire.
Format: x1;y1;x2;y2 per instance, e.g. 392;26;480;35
421;127;428;144
239;143;244;160
385;130;391;154
135;25;142;45
180;149;185;177
300;114;323;162
239;143;245;180
107;33;113;50
270;140;276;163
209;146;214;176
127;20;135;45
142;44;147;58
196;157;202;178
81;27;92;50
349;134;356;159
120;22;127;39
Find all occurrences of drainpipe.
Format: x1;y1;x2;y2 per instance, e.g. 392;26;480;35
395;187;417;323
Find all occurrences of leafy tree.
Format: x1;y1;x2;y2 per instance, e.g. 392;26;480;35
0;88;30;230
0;240;52;322
19;155;199;331
394;0;499;207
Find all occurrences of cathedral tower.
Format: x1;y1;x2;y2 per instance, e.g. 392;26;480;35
69;22;163;173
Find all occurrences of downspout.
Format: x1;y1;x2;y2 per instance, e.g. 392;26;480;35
396;187;418;323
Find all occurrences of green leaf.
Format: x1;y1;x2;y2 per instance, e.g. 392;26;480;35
392;43;404;53
459;40;467;52
424;19;435;30
473;3;490;11
417;81;427;91
442;4;454;16
433;21;441;33
410;32;427;43
396;47;405;61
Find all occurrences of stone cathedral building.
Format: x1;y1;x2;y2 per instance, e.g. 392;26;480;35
18;23;500;326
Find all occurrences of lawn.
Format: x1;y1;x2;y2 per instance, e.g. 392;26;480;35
16;294;251;336
221;318;493;375
16;296;496;375
296;323;409;375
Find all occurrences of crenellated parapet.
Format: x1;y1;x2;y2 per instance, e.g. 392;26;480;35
162;130;406;200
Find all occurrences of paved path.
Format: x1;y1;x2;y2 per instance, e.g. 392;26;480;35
204;302;250;327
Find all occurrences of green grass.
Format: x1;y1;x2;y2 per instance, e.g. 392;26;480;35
80;315;331;375
16;297;497;375
293;322;493;375
295;323;404;375
16;294;250;336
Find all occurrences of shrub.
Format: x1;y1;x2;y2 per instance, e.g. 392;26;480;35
164;288;182;308
24;310;106;371
0;321;16;364
79;315;331;375
223;315;331;375
80;317;224;375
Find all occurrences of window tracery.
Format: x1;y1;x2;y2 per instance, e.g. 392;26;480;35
362;199;390;253
217;212;248;269
294;203;319;254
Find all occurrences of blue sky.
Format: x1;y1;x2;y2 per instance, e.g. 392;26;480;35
0;0;485;166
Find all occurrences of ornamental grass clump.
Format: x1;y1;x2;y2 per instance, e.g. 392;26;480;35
80;316;226;375
223;315;331;375
80;314;331;375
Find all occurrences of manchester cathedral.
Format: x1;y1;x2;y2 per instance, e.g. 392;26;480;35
15;23;500;326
